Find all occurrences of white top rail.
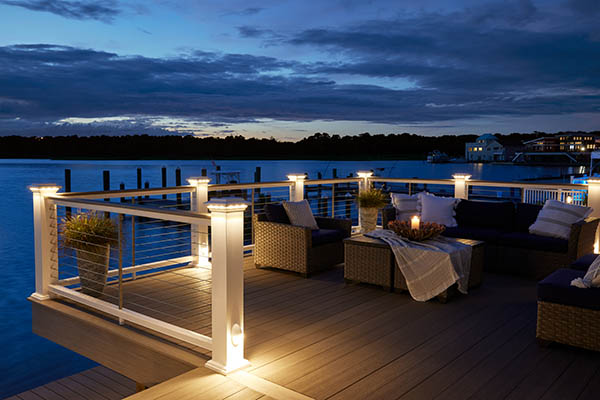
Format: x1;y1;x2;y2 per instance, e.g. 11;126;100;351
208;180;293;191
305;178;361;185
50;197;210;224
370;177;453;185
58;185;195;199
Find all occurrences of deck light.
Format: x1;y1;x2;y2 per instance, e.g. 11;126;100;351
452;174;471;181
231;323;243;347
357;171;373;178
566;196;573;204
28;184;61;194
187;177;211;186
287;173;306;181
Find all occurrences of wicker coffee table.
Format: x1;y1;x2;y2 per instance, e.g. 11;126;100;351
343;234;484;301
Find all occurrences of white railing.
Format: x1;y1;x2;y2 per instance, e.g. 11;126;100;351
30;182;249;375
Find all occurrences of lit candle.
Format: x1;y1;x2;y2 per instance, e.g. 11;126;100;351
411;215;420;230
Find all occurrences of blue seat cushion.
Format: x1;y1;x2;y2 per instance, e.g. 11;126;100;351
264;203;290;224
443;226;503;243
571;254;600;271
538;268;600;310
498;232;568;253
312;229;345;246
455;200;515;231
515;203;542;232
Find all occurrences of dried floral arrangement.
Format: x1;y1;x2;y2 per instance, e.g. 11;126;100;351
388;219;446;241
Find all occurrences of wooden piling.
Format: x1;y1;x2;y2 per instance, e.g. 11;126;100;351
161;166;167;199
137;168;142;201
254;166;261;194
64;169;72;217
103;170;110;218
175;167;182;204
120;182;125;202
144;181;150;199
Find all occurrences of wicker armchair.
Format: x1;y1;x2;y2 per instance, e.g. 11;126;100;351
253;214;352;277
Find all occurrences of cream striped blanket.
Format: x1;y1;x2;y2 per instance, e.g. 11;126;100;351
366;229;472;302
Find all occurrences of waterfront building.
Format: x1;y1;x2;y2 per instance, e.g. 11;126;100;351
558;133;598;152
465;133;506;161
523;136;560;152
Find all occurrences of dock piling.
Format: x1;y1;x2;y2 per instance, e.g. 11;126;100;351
162;166;167;199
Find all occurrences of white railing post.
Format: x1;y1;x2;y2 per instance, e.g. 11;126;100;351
188;177;211;267
587;180;600;217
29;184;61;300
452;174;471;200
287;174;306;201
205;198;250;374
356;171;373;231
357;171;373;194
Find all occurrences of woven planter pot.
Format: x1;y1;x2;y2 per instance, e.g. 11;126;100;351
360;207;379;233
77;244;110;298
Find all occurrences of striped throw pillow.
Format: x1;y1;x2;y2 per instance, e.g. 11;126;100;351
391;193;419;221
283;200;319;230
529;199;592;240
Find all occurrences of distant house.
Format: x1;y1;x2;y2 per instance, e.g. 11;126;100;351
558;133;598;152
465;134;505;162
523;137;560;152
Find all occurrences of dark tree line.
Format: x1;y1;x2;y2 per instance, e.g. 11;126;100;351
0;131;596;159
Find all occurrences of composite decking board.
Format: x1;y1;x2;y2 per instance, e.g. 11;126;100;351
503;347;577;400
220;388;264;400
80;370;134;398
539;351;600;400
16;393;43;400
282;299;523;399
69;369;130;400
325;302;503;400
42;381;86;400
91;366;136;390
249;294;434;381
245;290;408;367
398;310;534;400
28;387;63;400
55;377;109;400
433;320;538;400
577;365;600;400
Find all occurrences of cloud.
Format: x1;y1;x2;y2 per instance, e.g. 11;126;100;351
222;6;264;17
0;0;122;22
1;0;600;136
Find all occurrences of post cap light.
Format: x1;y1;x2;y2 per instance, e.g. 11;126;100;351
287;173;306;181
452;174;472;180
357;171;373;178
28;184;61;194
187;177;211;185
588;179;600;185
205;197;248;212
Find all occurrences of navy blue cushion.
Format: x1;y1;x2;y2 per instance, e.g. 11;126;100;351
455;200;515;231
515;203;542;233
571;254;600;271
538;268;600;310
312;229;345;246
443;226;503;243
498;232;568;253
264;203;290;224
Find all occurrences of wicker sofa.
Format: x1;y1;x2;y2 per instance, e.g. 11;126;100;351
383;199;599;280
253;204;352;277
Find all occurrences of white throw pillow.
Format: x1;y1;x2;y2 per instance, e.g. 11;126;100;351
529;199;592;240
571;255;600;288
390;193;419;221
418;192;458;227
283;200;319;230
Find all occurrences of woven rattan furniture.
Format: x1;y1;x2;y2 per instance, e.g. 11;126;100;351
344;235;484;301
536;268;600;352
254;214;352;277
383;203;599;280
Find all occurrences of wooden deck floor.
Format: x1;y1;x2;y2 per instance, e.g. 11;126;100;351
6;366;137;400
46;258;600;399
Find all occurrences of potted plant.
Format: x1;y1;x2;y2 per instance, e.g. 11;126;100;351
62;212;118;297
356;188;388;233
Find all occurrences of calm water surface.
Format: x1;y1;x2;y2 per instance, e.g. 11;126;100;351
0;159;576;397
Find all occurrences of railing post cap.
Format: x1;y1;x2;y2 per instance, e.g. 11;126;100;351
588;179;600;185
187;177;211;185
28;184;61;194
452;174;472;180
205;197;248;212
287;174;306;181
357;171;373;178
